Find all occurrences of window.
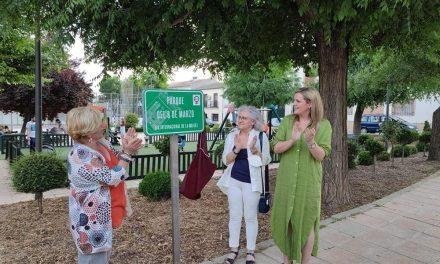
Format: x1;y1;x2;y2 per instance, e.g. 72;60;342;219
370;115;380;122
361;116;369;122
204;94;208;107
212;114;219;122
213;93;218;108
393;101;415;116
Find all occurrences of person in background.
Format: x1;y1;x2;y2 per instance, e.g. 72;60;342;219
66;106;142;264
217;105;271;264
271;88;332;264
119;118;126;137
25;117;36;152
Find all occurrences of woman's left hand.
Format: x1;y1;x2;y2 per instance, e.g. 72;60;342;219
250;136;259;155
303;127;316;145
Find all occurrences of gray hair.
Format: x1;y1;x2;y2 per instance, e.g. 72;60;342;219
237;105;264;131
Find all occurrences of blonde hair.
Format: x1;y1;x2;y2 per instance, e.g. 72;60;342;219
67;107;104;142
237;105;264;131
294;87;324;128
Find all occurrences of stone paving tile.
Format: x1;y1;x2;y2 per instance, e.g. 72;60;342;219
378;221;420;239
326;219;373;237
317;246;369;264
349;213;390;228
339;237;388;261
391;241;440;263
423;226;440;239
261;245;283;262
382;201;420;215
318;227;353;246
310;257;331;264
389;216;433;233
410;232;440;252
369;250;424;264
363;207;401;222
356;229;405;249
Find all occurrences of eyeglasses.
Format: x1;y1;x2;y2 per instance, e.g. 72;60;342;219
237;115;250;121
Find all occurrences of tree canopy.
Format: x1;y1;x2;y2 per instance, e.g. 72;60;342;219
130;69;169;90
224;64;300;108
47;0;438;204
0;68;93;131
99;74;121;98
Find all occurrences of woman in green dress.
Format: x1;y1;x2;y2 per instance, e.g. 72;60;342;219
271;87;332;264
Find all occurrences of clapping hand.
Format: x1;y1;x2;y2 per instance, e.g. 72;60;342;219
250;136;259;155
121;127;143;155
303;127;316;145
291;122;302;142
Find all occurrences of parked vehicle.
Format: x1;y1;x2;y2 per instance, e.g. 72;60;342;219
360;114;417;133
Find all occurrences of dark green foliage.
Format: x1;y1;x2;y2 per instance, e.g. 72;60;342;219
135;127;143;133
416;141;427;152
408;145;418;155
138;171;171;201
125;112;139;129
364;138;385;157
358;151;374;166
396;129;419;146
347;139;359;169
153;137;170;156
377;151;390;161
357;134;373;146
214;141;225;158
392;145;416;157
11;153;67;193
423;121;431;132
419;131;431;144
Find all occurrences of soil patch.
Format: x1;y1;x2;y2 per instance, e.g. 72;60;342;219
0;153;439;263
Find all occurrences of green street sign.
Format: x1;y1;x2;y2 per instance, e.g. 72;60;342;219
143;89;205;135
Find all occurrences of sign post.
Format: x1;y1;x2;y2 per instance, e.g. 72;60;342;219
143;89;204;264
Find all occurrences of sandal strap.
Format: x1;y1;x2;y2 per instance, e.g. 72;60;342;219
224;250;239;264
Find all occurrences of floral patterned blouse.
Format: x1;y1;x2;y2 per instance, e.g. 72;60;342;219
68;140;128;254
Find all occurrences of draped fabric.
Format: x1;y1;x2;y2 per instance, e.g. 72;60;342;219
270;115;332;263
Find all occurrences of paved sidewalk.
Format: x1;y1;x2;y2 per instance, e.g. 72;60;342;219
204;170;440;264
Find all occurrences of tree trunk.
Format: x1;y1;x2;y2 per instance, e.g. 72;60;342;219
428;107;440;160
318;31;350;206
353;104;365;136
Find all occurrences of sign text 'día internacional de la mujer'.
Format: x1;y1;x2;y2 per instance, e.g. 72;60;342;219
143;89;205;135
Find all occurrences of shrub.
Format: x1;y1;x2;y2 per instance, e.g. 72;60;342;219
392;145;409;157
416;141;426;152
135;127;143;133
11;153;67;213
357;134;373;146
138;171;171;201
396;128;419;146
358;150;374;166
214;141;225;158
377;151;390;161
423;121;431;132
125;112;139;129
407;145;418;155
364;138;385;157
153;136;170;155
347;140;359;169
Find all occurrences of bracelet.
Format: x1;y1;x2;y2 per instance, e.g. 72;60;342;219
308;142;317;149
119;153;133;163
233;149;239;155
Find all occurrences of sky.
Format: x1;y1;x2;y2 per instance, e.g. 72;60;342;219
68;37;212;95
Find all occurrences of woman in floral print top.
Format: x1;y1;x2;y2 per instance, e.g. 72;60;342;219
66;106;142;264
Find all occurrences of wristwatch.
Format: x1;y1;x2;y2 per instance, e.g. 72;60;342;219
119;151;133;163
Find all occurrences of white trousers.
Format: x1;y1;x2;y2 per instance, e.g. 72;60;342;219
227;178;260;250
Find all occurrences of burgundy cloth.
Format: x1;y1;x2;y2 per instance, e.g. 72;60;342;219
180;132;217;199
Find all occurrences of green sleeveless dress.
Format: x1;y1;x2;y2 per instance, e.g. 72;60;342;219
270;115;332;262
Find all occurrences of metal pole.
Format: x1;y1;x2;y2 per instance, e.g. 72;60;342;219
35;25;42;152
169;134;180;264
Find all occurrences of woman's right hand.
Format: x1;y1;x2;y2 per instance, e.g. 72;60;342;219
121;128;143;155
291;122;301;142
